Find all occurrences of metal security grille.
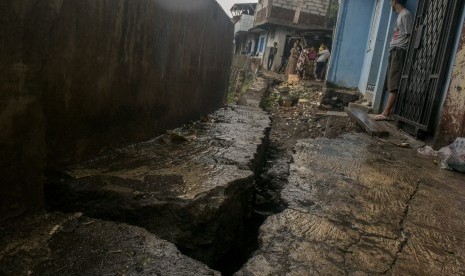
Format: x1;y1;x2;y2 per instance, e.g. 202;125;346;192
394;0;463;137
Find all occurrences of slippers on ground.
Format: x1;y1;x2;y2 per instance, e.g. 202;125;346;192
374;114;393;121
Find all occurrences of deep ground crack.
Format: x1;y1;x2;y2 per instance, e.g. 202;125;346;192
383;180;421;274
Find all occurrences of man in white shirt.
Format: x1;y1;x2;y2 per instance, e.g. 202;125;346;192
315;46;330;81
375;0;413;120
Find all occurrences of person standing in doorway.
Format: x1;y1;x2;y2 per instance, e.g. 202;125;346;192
268;42;278;70
375;0;413;121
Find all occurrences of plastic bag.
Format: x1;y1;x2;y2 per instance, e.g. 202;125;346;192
417;146;438;157
438;138;465;173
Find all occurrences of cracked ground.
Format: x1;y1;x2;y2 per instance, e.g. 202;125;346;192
235;76;465;275
238;133;465;275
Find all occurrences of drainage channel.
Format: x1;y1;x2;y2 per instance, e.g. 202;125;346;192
44;103;286;275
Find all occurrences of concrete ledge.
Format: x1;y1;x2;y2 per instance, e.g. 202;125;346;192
45;105;271;266
345;107;389;137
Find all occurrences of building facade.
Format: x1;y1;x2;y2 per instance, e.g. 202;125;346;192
327;0;465;147
254;0;333;71
231;0;333;72
231;3;261;55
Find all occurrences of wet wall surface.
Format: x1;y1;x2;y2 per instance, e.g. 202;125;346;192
0;0;233;221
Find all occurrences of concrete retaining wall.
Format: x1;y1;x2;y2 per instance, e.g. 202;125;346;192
0;0;233;221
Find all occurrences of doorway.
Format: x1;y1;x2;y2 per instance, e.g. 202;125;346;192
394;0;464;137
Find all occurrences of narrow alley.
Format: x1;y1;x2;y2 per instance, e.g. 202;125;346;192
2;0;465;276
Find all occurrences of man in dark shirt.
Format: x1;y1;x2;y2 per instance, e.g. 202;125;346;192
267;42;278;70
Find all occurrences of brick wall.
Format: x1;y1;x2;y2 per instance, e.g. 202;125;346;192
271;6;295;22
272;0;329;16
302;0;330;15
298;10;327;26
255;0;330;28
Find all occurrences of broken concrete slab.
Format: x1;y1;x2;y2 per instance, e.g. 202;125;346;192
346;107;389;137
0;212;219;276
236;134;465;275
45;105;271;267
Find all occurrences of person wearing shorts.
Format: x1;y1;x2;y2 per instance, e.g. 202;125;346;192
376;0;413;121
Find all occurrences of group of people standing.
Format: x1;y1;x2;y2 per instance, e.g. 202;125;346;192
266;0;412;122
285;40;330;81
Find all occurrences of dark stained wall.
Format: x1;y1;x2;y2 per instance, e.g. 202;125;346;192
435;22;465;149
0;0;233;221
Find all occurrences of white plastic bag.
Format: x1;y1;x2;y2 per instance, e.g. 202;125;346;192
417;146;438;157
438;138;465;173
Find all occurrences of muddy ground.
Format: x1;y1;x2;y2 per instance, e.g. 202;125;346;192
248;74;362;215
2;71;464;276
264;80;360;148
0;71;363;276
237;73;465;276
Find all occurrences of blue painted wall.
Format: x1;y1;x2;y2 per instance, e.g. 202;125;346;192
359;0;391;94
327;0;375;88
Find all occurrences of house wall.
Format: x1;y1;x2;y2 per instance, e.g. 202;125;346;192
258;33;268;57
364;4;390;97
434;8;465;148
273;0;329;15
255;0;269;23
243;34;260;55
358;0;385;95
326;0;375;88
262;27;288;71
0;0;233;221
235;14;255;33
255;0;330;28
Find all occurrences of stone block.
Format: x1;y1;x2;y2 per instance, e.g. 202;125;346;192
45;105;271;267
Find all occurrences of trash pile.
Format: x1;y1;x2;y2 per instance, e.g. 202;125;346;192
438;138;465;173
417;138;465;173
